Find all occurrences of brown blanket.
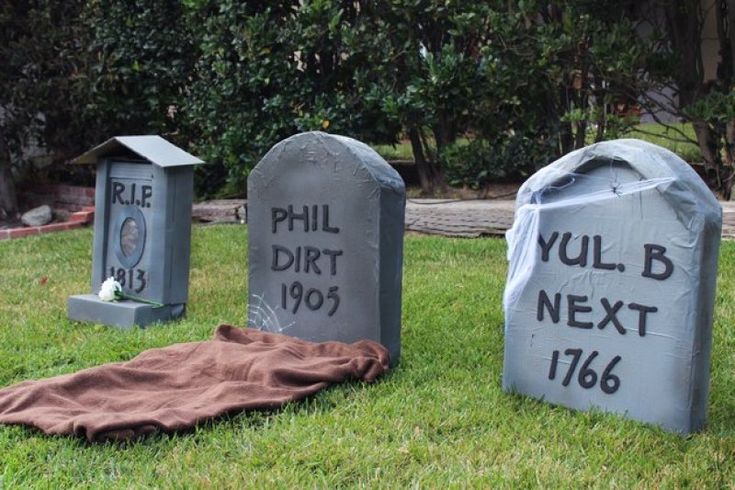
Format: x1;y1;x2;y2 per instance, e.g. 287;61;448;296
0;325;389;442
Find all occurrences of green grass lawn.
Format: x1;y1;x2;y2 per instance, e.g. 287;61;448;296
1;226;734;487
371;142;415;161
629;122;703;163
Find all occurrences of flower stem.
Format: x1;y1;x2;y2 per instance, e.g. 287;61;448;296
114;291;164;308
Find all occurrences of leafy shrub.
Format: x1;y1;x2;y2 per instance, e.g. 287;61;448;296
2;0;731;206
79;0;197;150
183;0;399;197
442;136;554;190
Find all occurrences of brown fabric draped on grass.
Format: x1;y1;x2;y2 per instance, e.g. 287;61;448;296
0;325;390;442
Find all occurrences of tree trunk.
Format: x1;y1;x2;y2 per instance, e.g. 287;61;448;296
0;159;18;221
715;0;733;82
693;120;719;170
574;120;587;150
692;120;734;198
728;0;735;80
558;85;574;154
718;162;734;201
664;0;704;108
431;121;450;185
559;120;573;155
663;0;731;197
693;121;720;168
408;127;433;194
726;119;735;165
594;91;607;143
432;111;454;156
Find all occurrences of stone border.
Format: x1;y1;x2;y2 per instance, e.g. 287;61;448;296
0;206;95;241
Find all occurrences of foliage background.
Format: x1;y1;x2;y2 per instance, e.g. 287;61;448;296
0;0;732;204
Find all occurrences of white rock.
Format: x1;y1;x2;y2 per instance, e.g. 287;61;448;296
21;205;53;227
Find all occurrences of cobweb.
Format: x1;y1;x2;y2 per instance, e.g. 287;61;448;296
248;293;294;334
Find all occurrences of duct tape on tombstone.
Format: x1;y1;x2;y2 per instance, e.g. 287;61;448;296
247;132;406;365
502;139;722;433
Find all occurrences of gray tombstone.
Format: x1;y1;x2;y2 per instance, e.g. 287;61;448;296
248;132;405;364
68;136;205;328
502;139;722;433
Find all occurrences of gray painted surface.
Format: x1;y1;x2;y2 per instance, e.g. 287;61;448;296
72;135;204;167
68;295;184;329
87;161;194;305
68;135;202;328
502;139;722;433
248;132;405;364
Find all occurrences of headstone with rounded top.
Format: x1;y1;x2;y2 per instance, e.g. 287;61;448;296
502;139;722;433
67;136;205;328
247;131;405;365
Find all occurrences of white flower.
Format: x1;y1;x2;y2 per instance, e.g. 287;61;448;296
98;277;122;302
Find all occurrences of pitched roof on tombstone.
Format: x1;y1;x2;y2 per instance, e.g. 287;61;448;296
72;135;204;167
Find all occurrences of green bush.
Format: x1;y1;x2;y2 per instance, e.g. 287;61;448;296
0;0;88;217
441;136;554;189
80;0;196;143
0;0;199;216
183;0;399;197
1;0;731;204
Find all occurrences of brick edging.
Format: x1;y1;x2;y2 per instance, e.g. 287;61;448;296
21;184;95;211
0;206;94;241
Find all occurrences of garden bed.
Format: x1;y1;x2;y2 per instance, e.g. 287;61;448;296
0;184;96;241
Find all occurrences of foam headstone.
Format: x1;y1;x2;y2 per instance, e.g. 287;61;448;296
68;136;205;328
502;139;722;433
248;132;405;364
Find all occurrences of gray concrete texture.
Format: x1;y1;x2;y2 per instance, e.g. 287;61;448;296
68;136;203;328
502;139;722;433
247;132;405;364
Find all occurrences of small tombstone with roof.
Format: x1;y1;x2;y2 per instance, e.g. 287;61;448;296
502;139;722;433
68;136;205;328
247;132;405;364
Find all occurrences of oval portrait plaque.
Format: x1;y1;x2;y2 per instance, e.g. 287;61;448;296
113;206;147;268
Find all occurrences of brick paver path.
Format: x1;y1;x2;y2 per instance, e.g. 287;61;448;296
193;198;735;239
406;199;735;239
